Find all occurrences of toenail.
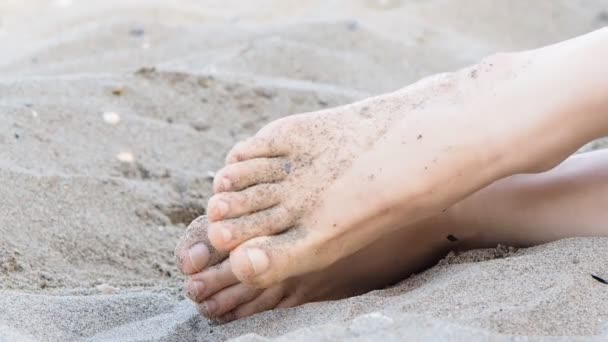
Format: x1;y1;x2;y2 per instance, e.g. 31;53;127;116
188;280;205;299
245;248;270;276
204;300;218;316
221;178;231;191
221;228;233;243
187;244;209;273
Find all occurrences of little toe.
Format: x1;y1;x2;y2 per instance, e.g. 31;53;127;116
207;183;282;222
208;205;294;251
196;283;262;318
213;157;292;193
230;286;286;320
175;216;228;275
225;136;289;164
186;259;238;303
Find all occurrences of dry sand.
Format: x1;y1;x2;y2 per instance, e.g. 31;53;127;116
1;0;607;341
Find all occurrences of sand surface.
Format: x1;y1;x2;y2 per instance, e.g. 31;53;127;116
1;1;608;341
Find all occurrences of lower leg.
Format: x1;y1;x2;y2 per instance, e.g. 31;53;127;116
450;149;608;248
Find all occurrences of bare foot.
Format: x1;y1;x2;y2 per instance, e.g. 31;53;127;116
176;212;457;320
202;29;608;287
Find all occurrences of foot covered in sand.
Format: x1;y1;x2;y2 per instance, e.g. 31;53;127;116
201;42;601;288
176;213;457;321
179;28;608;296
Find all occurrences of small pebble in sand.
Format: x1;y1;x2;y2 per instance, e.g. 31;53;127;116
190;120;211;132
102;111;121;125
346;21;359;31
142;42;151;49
116;152;135;163
129;28;145;37
206;170;216;179
96;283;119;294
30;110;38;118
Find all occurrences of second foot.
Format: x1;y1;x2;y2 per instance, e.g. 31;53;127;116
182;213;458;321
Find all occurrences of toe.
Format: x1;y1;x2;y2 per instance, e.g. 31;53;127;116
175;216;228;275
196;283;262;318
225;135;289;164
213;157;292;193
213;158;292;193
207;184;282;222
230;245;275;287
186;259;239;303
182;243;210;275
276;294;301;309
230;286;286;320
208;205;294;251
229;229;321;288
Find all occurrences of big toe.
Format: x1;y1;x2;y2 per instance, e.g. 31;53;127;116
196;283;262;319
175;216;228;275
229;229;317;288
223;286;286;322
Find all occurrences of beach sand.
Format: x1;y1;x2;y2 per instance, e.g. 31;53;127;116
1;1;607;340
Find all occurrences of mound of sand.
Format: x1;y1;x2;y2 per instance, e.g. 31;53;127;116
1;1;607;341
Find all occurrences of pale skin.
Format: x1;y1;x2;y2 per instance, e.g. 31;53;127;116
176;28;608;320
177;150;608;321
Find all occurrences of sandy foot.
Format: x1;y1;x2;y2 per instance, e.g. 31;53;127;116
203;29;608;288
177;212;457;319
